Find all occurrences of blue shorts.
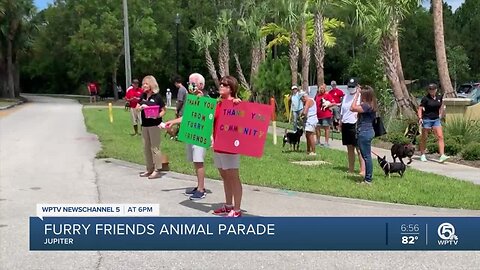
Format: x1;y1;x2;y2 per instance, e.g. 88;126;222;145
317;118;332;127
422;118;441;129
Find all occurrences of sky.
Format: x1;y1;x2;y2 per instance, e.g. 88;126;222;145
34;0;466;11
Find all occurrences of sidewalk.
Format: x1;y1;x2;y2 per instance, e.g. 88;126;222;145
269;125;480;185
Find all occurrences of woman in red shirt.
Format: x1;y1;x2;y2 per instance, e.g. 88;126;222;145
315;84;335;147
212;76;243;218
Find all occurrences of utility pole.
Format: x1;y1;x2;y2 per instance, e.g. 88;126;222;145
175;13;181;75
123;0;132;90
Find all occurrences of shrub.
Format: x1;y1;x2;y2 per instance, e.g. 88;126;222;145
444;117;480;144
385;132;411;145
461;143;480;161
444;136;463;156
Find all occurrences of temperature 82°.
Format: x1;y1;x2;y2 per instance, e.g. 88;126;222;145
401;235;419;245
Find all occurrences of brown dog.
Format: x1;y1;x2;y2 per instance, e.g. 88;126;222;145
165;124;179;140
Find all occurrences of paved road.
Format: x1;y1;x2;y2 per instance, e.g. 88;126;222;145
1;95;479;270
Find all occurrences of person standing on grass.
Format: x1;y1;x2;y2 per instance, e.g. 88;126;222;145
164;73;208;201
166;88;172;107
290;85;304;132
125;79;143;136
329;80;345;131
350;85;377;184
340;78;365;176
174;76;188;118
301;91;318;156
315;84;335;147
87;81;97;104
136;75;166;180
212;76;243;218
418;83;449;163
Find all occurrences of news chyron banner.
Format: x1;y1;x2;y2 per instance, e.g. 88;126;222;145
30;204;480;250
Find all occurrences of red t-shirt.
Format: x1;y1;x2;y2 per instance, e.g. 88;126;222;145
125;86;144;108
88;83;97;93
329;87;344;104
315;92;334;119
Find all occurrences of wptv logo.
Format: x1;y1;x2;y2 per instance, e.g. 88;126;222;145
437;222;459;246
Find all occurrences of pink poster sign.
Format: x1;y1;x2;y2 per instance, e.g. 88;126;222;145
213;100;272;157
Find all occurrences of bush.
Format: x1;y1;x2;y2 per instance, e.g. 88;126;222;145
444;117;480;144
444;136;463;156
461;143;480;161
385;132;411;145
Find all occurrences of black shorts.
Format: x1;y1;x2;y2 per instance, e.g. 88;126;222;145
341;123;357;146
90;92;97;96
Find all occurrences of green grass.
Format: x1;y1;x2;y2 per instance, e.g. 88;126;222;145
83;108;480;210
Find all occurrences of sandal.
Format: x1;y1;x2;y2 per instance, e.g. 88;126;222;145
147;171;162;179
139;171;153;177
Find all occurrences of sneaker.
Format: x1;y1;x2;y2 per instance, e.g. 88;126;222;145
324;143;330;148
213;205;233;215
184;187;198;196
420;154;427;162
358;180;372;185
308;152;317;156
189;190;206;200
226;209;242;218
439;154;450;163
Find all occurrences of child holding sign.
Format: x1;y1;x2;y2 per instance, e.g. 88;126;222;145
212;76;243;218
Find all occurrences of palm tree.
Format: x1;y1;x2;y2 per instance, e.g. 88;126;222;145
191;27;220;89
261;7;342;88
299;0;310;92
215;9;233;77
432;0;455;97
343;0;419;118
309;0;335;85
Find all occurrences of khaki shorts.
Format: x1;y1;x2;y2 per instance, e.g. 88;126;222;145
186;144;206;163
130;109;141;125
214;153;240;170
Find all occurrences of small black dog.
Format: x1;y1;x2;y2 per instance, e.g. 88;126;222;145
377;155;407;178
283;128;303;151
391;143;415;164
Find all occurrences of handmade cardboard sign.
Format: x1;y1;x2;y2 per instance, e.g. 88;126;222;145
178;94;217;148
213;100;272;157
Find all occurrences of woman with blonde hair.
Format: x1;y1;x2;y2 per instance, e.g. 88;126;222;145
136;75;166;179
350;85;377;184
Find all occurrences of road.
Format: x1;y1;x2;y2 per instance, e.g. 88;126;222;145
0;95;479;270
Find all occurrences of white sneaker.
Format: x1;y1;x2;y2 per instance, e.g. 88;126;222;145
420;154;427;162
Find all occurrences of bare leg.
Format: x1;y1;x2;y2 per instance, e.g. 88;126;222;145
227;169;242;211
432;127;445;155
218;169;233;205
324;127;330;144
420;128;430;154
347;145;355;173
316;126;321;144
356;147;366;176
194;162;205;191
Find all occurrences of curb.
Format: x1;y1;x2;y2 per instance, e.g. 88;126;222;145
0;96;27;110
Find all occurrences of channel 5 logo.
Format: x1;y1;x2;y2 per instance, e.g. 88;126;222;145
437;222;459;246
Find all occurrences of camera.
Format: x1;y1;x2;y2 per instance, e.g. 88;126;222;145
188;82;197;93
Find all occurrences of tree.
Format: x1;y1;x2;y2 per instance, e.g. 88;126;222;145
191;27;220;89
432;0;455;97
342;0;419;118
0;0;35;98
215;9;233;77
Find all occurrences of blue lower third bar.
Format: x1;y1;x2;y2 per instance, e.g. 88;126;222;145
29;217;480;251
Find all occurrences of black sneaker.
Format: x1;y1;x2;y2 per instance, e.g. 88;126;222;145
189;190;206;200
184;187;198;196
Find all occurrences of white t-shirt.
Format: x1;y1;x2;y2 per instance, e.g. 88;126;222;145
340;93;360;124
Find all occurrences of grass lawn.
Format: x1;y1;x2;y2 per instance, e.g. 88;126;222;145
0;98;19;108
83;107;480;210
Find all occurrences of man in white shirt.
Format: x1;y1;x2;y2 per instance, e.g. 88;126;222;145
290;85;304;131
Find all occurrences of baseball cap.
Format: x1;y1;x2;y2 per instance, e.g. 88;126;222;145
291;85;298;90
132;79;140;84
347;78;359;88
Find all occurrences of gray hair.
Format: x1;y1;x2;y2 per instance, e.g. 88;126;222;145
189;73;205;90
331;80;337;86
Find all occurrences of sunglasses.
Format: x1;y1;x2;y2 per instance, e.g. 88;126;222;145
220;82;230;88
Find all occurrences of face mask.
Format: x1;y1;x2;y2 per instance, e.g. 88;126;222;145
348;87;356;94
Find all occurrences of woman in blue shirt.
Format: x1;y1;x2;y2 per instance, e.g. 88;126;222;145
350;86;377;184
